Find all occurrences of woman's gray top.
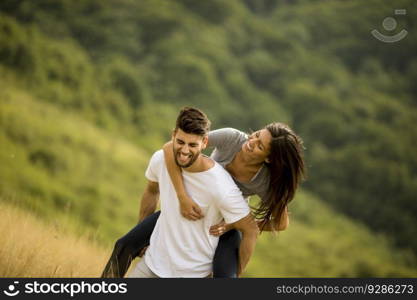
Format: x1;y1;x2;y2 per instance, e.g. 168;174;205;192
208;128;270;202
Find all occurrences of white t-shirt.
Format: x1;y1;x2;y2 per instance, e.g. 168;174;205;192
143;150;250;277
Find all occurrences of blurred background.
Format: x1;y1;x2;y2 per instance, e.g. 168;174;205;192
0;0;416;277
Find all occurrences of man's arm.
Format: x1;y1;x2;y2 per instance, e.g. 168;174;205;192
138;180;160;223
230;213;259;276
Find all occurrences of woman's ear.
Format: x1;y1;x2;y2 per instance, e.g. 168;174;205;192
265;157;271;164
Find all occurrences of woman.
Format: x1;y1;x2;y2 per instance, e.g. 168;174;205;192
101;123;305;278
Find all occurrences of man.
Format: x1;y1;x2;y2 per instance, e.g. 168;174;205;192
128;107;259;278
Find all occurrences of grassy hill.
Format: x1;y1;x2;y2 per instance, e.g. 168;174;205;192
247;192;416;277
1;195;415;278
1;83;415;277
0;201;108;277
0;83;149;241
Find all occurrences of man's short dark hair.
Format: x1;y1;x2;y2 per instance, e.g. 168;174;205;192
175;107;211;136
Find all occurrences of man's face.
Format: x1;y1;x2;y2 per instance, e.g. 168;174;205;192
172;129;208;168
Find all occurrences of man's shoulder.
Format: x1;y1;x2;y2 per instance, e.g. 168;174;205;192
148;149;165;166
208;161;239;192
205;159;228;176
145;150;165;182
208;162;247;214
150;149;164;160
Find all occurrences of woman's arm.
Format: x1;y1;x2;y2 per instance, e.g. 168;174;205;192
207;128;245;149
162;141;204;220
257;206;289;231
209;207;289;236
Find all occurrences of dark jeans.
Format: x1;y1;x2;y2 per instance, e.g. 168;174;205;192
101;211;241;278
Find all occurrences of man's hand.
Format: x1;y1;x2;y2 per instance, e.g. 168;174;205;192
178;194;204;221
209;220;229;236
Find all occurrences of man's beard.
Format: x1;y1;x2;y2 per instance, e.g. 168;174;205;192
173;148;200;168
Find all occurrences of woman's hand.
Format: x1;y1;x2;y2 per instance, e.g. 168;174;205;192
179;194;204;221
209;220;229;236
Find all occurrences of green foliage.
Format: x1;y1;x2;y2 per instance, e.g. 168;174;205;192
246;192;417;277
0;87;149;241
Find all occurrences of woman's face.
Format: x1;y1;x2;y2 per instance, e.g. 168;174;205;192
241;129;272;163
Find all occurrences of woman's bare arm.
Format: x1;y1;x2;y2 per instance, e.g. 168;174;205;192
210;206;289;237
256;206;289;231
162;141;203;220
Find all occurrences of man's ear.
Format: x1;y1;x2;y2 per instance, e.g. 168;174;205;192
171;129;177;141
202;135;208;149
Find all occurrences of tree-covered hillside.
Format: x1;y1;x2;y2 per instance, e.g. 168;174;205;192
1;0;416;273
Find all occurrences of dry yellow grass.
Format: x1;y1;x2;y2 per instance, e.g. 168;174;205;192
0;202;111;277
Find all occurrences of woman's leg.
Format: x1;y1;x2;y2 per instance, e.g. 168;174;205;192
212;229;242;278
101;211;161;278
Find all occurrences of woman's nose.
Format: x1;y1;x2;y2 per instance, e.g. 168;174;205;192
248;140;256;148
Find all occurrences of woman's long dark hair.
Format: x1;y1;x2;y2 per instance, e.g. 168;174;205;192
254;122;306;231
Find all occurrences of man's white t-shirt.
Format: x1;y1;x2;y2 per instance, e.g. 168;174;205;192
143;150;250;277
